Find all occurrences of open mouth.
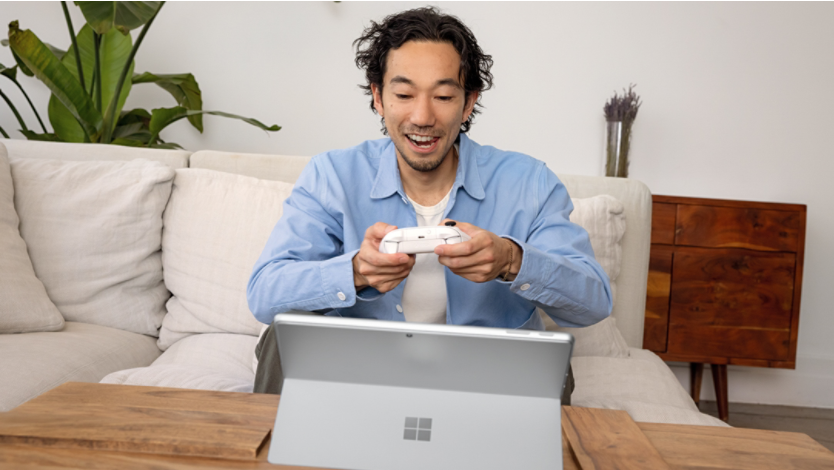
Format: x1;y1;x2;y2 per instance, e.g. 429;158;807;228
406;134;440;151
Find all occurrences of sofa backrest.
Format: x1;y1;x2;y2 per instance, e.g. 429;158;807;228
190;149;652;348
0;140;651;348
557;175;652;348
0;139;191;169
190;150;310;184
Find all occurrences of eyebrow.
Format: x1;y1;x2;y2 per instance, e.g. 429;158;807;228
389;76;463;90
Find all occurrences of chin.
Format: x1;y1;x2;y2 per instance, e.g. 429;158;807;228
396;143;447;172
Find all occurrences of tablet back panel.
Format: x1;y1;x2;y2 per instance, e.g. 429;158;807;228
268;315;572;470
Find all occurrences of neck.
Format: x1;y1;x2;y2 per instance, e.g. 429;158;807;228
398;145;458;207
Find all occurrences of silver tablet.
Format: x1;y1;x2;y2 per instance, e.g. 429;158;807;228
268;313;573;470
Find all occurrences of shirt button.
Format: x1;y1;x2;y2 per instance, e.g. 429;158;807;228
337;292;346;301
520;284;531;291
396;304;403;313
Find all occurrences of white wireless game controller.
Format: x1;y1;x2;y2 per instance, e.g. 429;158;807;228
379;226;471;254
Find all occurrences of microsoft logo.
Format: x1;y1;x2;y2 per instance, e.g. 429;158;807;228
403;417;432;442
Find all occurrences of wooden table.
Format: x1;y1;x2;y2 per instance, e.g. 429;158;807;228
0;382;832;470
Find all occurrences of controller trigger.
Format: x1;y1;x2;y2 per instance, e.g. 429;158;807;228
444;221;457;227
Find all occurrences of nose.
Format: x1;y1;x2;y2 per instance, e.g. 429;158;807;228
410;95;435;129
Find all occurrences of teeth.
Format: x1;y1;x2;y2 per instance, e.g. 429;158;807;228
408;134;435;143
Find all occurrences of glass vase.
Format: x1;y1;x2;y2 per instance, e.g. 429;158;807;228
605;120;629;178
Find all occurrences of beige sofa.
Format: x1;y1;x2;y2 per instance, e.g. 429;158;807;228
0;138;725;427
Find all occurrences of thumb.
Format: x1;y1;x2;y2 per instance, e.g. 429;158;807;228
444;220;478;237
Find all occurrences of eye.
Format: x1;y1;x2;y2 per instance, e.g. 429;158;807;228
395;94;411;100
437;96;453;102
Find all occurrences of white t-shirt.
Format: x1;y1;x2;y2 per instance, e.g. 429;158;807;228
401;190;451;324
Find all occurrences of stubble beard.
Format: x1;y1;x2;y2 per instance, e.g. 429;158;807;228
395;143;448;172
393;129;456;173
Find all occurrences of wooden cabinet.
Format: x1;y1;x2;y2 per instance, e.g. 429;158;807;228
644;195;806;420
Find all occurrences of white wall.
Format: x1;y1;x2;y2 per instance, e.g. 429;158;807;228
3;2;833;408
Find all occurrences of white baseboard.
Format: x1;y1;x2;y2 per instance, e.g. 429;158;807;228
667;354;834;409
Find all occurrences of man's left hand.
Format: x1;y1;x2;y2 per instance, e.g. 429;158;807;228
435;220;522;283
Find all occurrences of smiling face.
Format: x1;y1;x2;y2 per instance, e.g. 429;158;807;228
372;40;477;173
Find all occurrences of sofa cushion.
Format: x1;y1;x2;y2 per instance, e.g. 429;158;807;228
0;321;161;411
0;144;64;333
158;168;294;350
558;175;652;349
540;194;630;358
101;333;257;393
571;348;729;427
10;158;175;336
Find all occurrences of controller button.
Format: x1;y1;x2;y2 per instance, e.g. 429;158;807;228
444;221;456;226
337;292;347;301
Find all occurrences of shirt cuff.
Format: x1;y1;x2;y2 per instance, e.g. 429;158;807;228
319;249;362;308
497;236;550;299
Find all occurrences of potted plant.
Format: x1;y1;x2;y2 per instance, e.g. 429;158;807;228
2;1;279;148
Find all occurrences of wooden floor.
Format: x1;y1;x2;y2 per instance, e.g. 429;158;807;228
700;400;834;453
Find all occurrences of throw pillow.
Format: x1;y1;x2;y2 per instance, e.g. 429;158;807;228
539;194;630;357
0;144;64;333
158;168;294;350
10;157;175;336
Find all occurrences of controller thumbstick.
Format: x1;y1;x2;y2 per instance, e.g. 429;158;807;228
444;221;457;227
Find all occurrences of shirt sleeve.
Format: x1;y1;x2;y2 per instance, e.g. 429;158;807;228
497;164;614;328
247;157;378;324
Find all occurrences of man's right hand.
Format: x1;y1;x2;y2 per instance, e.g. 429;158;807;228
353;223;415;293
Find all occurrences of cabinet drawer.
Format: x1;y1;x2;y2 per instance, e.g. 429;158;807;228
644;246;673;352
669;247;795;329
668;324;790;361
676;205;801;252
651;203;676;245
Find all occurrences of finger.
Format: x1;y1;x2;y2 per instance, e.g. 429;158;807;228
362;248;412;267
437;249;494;270
382;274;408;291
373;273;410;293
441;219;483;237
365;222;397;241
435;237;484;257
357;262;414;276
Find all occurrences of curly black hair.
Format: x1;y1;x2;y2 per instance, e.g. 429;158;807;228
353;7;494;134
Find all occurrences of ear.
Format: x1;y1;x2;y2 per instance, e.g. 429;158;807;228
371;84;384;117
463;91;479;123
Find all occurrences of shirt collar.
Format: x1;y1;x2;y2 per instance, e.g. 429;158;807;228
370;133;485;201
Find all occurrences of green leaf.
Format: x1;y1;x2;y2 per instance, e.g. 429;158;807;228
118;107;151;126
74;1;163;35
2;37;63;67
148;141;183;150
4;34;34;77
19;129;62;141
8;21;101;140
112;121;144;139
45;42;67;61
147;106;280;144
0;62;17;81
47;24;132;142
111;137;146;147
133;72;203;131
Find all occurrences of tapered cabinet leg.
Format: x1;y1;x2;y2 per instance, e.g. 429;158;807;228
710;364;729;421
690;363;704;408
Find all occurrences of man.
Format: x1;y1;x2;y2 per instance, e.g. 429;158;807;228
247;7;612;404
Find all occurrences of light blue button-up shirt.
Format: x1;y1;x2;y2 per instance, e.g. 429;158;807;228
247;134;612;330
